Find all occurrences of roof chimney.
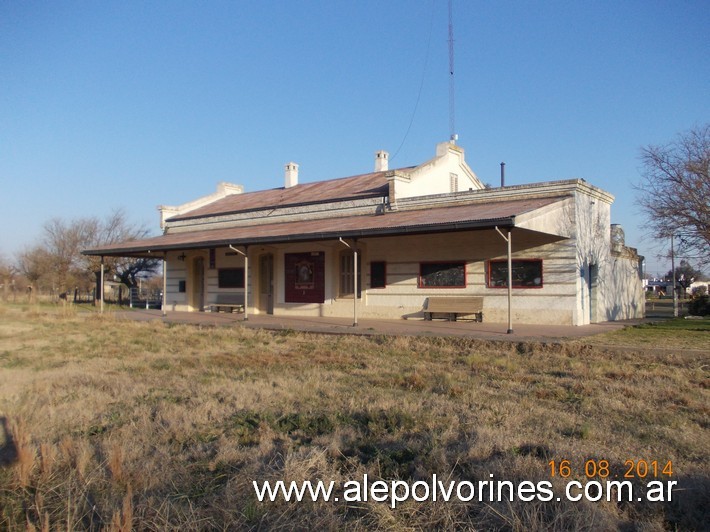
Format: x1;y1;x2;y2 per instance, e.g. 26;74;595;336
375;150;389;172
284;162;299;188
610;224;625;253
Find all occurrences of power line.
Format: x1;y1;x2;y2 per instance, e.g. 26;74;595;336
390;0;436;164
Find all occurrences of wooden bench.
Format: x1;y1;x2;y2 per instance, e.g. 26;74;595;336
210;293;245;313
424;296;484;322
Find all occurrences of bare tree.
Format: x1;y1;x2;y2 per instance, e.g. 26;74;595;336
42;217;98;295
84;209;160;292
0;256;16;302
636;124;710;267
19;210;159;303
665;259;704;298
16;247;51;302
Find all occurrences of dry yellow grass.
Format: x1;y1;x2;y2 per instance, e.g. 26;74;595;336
0;306;708;530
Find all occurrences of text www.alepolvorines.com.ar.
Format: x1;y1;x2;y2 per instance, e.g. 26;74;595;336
253;474;677;508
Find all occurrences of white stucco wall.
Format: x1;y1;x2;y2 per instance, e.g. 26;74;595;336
165;248;248;312
605;250;645;321
160;175;643;326
162;230;579;325
165;251;188;311
571;189;644;324
392;142;485;200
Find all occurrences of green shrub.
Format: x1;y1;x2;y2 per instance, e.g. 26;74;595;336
691;285;707;297
688;294;710;316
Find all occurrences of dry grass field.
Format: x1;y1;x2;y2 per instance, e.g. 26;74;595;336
0;304;708;531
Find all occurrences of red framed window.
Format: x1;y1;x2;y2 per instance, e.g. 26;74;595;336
488;259;543;288
418;262;466;288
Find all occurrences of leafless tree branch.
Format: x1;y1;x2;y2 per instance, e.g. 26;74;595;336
635;124;710;268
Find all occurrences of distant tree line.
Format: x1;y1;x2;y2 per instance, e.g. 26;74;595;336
1;209;159;304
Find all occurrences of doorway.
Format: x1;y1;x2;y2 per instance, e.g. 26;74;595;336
192;257;205;311
339;250;361;298
259;253;274;314
588;263;597;323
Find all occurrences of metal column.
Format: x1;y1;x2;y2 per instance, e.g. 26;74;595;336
100;256;105;314
353;244;358;327
495;226;514;334
244;248;249;321
229;245;249;321
339;238;358;327
506;229;513;334
162;252;167;317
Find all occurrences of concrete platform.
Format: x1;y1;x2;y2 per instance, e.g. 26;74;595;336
110;309;643;343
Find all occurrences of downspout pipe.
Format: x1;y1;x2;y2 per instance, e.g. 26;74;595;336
229;245;249;321
338;238;359;327
100;256;105;314
353;240;358;327
494;226;514;334
162;252;167;317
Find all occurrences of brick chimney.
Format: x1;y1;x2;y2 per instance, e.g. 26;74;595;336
284;162;299;188
375;150;389;172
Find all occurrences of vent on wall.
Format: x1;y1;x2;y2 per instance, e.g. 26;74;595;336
450;173;458;193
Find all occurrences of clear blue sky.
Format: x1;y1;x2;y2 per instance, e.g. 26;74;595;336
1;0;708;275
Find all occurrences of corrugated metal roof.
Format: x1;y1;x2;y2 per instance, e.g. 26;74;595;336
85;196;564;257
169;170;398;221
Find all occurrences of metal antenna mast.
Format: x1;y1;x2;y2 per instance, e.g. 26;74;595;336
448;0;457;143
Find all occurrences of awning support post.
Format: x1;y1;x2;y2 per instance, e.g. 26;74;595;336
495;226;513;334
100;256;105;314
339;237;358;327
229;245;249;321
354;241;359;327
162;252;167;317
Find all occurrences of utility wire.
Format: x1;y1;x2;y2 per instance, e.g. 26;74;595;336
448;0;456;141
390;0;436;164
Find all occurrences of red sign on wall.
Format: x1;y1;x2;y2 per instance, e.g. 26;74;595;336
285;252;325;303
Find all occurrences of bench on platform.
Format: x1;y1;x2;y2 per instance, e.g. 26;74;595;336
424;296;484;322
210;293;245;313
